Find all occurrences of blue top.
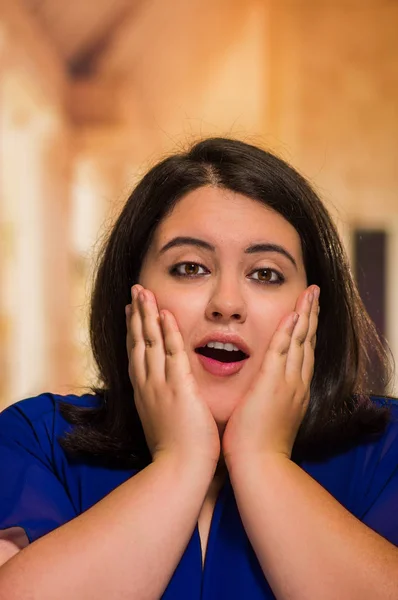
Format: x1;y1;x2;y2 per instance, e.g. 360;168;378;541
0;393;398;598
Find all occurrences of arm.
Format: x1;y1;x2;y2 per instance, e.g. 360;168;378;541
223;285;398;599
0;285;221;599
0;455;215;600
228;454;398;600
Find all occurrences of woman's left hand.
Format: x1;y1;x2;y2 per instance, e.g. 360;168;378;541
222;285;320;467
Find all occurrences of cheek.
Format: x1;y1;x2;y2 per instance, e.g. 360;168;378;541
251;299;296;349
154;292;204;338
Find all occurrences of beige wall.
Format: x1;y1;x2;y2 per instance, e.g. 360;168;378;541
267;2;398;216
0;1;75;404
0;0;397;407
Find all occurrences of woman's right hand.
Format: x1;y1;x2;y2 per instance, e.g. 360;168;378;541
126;285;221;470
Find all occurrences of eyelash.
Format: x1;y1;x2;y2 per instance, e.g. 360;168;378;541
169;262;285;285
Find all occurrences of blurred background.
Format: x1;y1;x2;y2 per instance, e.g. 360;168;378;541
0;0;397;409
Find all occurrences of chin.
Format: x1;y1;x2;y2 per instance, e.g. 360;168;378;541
207;401;237;429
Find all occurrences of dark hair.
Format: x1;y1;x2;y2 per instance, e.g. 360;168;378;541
59;137;394;468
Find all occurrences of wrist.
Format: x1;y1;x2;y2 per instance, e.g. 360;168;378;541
153;450;218;480
225;450;292;478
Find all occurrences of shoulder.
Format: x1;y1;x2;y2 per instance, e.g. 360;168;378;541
0;392;101;455
369;395;398;443
0;393;102;543
0;391;100;420
1;391;100;418
302;396;398;517
344;395;398;475
350;396;398;515
363;394;398;463
371;394;398;411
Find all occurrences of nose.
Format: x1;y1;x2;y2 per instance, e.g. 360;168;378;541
205;276;247;323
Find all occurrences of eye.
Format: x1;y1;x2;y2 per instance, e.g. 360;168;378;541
169;262;210;277
249;268;284;285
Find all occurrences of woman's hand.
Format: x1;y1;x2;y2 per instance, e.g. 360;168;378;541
222;285;319;467
126;285;221;469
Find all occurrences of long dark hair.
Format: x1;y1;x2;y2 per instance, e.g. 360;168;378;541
59;137;394;468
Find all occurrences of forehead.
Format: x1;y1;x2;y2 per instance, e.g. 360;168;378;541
152;186;302;254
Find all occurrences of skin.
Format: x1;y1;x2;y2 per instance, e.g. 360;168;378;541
126;185;318;475
0;192;393;600
6;186;393;600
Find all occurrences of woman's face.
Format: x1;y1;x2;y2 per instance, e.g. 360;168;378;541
139;186;307;429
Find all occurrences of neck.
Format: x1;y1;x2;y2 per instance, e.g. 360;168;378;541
211;454;227;491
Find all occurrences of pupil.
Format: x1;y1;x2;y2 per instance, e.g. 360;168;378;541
259;269;271;281
186;264;197;275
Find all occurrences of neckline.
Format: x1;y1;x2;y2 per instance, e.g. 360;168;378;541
199;475;231;575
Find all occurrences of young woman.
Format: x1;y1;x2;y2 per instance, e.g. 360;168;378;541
0;138;397;599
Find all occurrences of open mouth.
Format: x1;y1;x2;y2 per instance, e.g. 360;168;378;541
195;346;248;363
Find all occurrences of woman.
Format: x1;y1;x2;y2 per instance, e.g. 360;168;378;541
0;137;397;599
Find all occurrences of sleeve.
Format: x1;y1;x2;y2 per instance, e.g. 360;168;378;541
361;466;398;546
0;402;77;545
359;404;398;546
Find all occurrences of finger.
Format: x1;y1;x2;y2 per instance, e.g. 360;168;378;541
126;285;143;353
160;310;194;384
302;286;319;384
129;284;146;385
138;289;166;382
260;311;299;380
285;288;313;383
126;304;132;353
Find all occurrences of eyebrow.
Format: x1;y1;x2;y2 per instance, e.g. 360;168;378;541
159;236;297;269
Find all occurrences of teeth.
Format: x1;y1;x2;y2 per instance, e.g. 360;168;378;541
206;341;240;352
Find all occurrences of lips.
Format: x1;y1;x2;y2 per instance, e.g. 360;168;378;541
195;352;249;377
194;333;251;357
196;346;247;363
194;333;251;377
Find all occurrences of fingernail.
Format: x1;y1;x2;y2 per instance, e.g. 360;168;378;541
313;286;320;300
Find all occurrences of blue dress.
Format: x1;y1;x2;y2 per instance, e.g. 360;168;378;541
0;393;397;598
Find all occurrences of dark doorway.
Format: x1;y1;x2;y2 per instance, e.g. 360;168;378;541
353;229;387;392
